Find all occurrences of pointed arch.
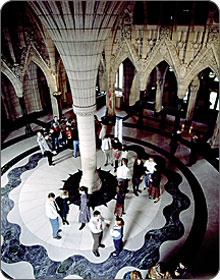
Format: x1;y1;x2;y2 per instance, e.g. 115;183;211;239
1;62;23;97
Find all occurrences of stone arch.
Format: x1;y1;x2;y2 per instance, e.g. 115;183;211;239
1;62;23;97
141;52;178;91
23;53;56;92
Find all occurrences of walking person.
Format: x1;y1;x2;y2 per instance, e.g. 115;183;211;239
101;135;112;166
114;185;125;217
45;193;62;239
78;186;91;230
144;157;157;189
37;132;55;166
88;210;111;257
132;158;145;196
99;122;107;142
110;216;124;257
121;145;128;165
148;170;161;203
117;158;131;193
55;190;70;225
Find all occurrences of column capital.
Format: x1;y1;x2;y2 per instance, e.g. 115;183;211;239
73;104;96;117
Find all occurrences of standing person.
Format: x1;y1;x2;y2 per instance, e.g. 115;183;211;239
65;126;72;148
55;190;70;225
121;145;128;165
117;158;131;193
99;122;107;142
132;158;145;196
72;124;80;158
187;134;201;166
101;135;112;166
45;193;62;239
51;115;60;128
114;185;125;217
52;123;62;152
112;137;122;172
88;210;111;257
110;216;124;257
144;157;157;189
60;121;67;146
148;170;161;203
169;129;182;155
78;186;91;230
37;132;55;166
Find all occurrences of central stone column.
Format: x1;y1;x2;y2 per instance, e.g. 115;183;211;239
74;106;101;194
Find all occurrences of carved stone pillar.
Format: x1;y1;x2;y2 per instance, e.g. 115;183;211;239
18;97;32;136
155;80;162;113
186;76;200;121
74;106;101;194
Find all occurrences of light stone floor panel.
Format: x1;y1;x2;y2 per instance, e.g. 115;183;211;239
1;108;218;279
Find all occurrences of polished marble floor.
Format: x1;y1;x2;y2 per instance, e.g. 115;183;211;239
1;108;219;279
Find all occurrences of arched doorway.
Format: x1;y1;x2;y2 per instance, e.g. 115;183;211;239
23;61;52;116
37;66;52;114
116;58;136;108
144;61;178;113
193;68;219;124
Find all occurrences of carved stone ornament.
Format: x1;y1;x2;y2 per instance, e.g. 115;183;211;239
160;44;167;56
73;104;96;117
179;64;187;78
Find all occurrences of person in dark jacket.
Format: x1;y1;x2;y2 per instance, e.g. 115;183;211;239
78;186;91;230
55;190;70;225
72;124;80;158
148;170;161;203
132;158;145;196
169;129;182;155
187;134;201;166
114;185;125;217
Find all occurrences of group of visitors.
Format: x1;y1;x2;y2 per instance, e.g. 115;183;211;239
37;115;80;165
123;261;190;279
45;186;124;258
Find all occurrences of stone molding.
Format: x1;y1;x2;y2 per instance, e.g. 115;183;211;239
73;104;96;116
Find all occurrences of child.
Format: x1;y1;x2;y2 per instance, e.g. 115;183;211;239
110;216;124;257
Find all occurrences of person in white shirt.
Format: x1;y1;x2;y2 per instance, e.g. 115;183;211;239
101;135;112;166
88;210;110;257
117;158;131;193
45;193;62;239
120;145;128;165
144;157;157;189
99;122;107;141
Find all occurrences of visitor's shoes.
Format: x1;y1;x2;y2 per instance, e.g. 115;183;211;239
58;229;62;233
104;163;107;166
99;244;105;248
49;163;55;166
137;189;142;193
114;168;117;172
154;198;160;203
79;224;85;230
134;192;138;196
122;212;126;215
112;252;117;257
54;235;62;239
93;250;100;257
66;221;69;225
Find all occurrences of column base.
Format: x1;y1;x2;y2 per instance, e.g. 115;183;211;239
80;171;102;194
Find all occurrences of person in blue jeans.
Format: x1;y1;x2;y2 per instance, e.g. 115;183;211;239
110;216;124;257
72;125;80;158
45;193;62;239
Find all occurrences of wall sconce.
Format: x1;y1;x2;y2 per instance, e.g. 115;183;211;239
189;126;193;134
